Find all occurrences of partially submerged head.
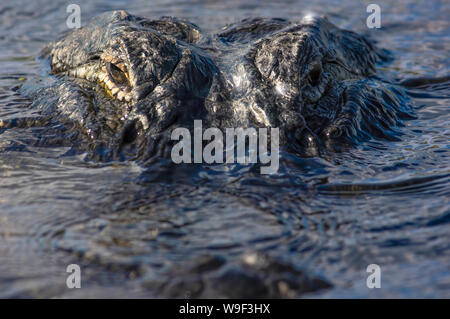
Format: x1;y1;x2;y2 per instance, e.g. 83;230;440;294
26;11;413;161
45;10;210;103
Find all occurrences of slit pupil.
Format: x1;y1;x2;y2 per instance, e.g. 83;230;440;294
108;63;129;87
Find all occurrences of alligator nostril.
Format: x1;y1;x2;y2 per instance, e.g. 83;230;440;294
308;63;321;86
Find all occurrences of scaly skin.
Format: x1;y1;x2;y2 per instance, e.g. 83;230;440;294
17;10;414;161
3;10;419;297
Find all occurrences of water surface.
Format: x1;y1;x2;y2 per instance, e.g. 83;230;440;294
0;0;449;298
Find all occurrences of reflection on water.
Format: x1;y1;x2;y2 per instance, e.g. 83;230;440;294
0;0;449;298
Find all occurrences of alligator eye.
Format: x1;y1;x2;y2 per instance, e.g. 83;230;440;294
107;62;130;88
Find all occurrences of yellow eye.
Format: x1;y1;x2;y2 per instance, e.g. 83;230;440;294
107;62;130;88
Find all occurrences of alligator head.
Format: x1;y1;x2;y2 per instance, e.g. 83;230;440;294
21;10;414;162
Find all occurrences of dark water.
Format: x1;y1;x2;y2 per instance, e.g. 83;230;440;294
0;0;449;298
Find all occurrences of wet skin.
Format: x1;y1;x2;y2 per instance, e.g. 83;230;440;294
17;10;414;162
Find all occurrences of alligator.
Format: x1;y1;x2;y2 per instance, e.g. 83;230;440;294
3;10;419;298
15;10;414;162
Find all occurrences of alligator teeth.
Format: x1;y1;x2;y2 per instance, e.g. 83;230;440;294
54;56;133;103
105;79;114;89
77;68;86;77
98;73;107;82
85;69;93;81
117;91;125;101
111;87;120;95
